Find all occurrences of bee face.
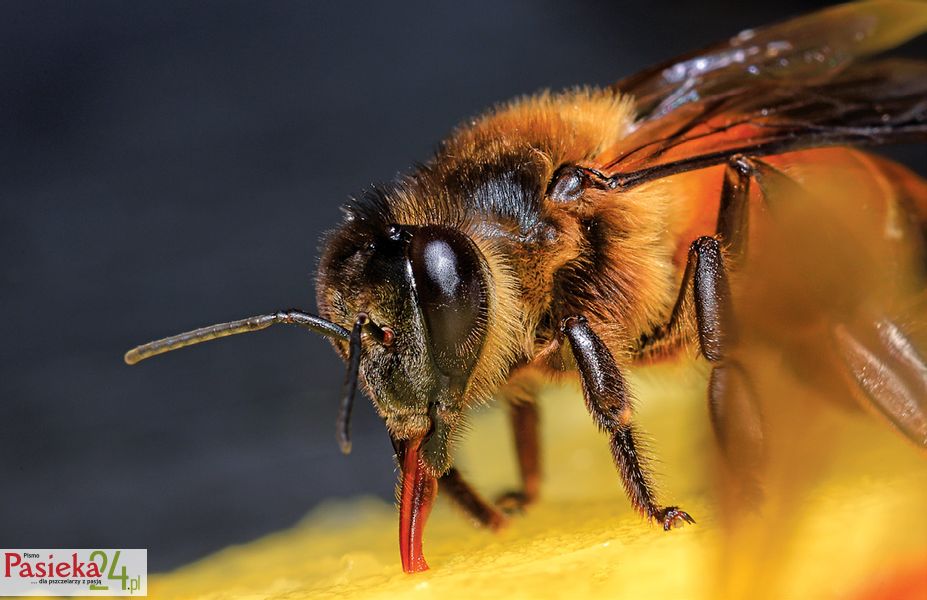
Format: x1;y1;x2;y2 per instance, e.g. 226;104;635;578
316;213;493;472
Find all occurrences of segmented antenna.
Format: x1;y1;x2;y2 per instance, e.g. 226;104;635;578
125;308;394;456
337;314;368;454
123;310;350;365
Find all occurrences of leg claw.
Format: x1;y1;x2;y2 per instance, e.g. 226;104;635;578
653;506;695;531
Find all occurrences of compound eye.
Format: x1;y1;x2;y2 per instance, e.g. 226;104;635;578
407;226;488;379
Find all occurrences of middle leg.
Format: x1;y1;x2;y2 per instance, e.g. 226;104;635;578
439;468;506;530
496;365;547;512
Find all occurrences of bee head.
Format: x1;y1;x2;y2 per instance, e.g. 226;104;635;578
317;214;496;475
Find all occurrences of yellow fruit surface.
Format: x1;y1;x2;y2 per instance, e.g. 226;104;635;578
150;363;927;599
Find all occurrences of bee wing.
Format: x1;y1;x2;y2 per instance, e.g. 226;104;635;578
601;1;927;188
615;1;927;122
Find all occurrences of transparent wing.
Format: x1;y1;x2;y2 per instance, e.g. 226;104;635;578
600;1;927;189
614;0;927;121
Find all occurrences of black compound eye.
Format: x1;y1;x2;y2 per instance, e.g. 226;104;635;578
407;226;488;379
548;166;585;203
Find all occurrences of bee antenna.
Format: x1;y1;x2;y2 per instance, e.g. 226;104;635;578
337;312;394;454
338;313;371;454
123;309;350;365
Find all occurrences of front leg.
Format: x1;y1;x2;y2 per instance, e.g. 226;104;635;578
439;468;507;530
562;316;694;530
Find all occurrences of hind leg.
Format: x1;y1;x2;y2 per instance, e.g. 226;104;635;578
636;156;768;488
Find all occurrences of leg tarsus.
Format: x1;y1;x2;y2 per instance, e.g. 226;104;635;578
495;491;532;515
651;505;696;531
439;468;507;531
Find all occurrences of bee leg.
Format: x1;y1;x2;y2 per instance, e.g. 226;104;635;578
685;233;765;499
635;154;764;485
633;157;752;360
439;468;507;530
708;361;765;503
708;159;769;496
496;381;542;514
562;315;694;530
684;235;735;362
716;154;755;266
495;336;568;513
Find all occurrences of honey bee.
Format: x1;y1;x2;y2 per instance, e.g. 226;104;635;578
126;1;927;573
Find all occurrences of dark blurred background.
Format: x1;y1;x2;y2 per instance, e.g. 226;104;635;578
2;0;924;572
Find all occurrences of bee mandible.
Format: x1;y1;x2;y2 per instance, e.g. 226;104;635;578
126;0;927;573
